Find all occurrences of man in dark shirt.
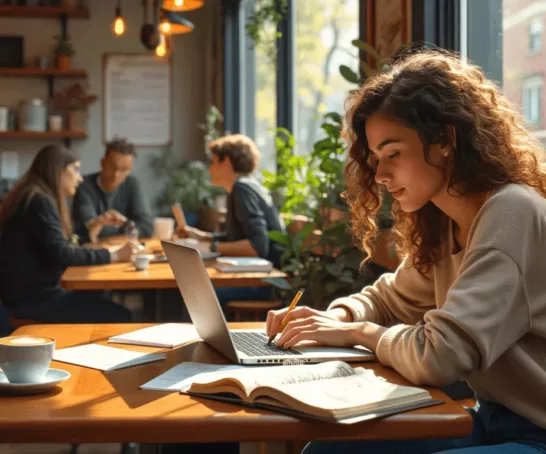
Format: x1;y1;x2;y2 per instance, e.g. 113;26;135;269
72;139;154;243
179;134;286;268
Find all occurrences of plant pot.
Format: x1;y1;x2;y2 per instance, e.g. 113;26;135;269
56;55;71;70
66;110;87;133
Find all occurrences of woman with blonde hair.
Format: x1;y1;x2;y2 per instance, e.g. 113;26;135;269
267;48;546;452
0;145;138;323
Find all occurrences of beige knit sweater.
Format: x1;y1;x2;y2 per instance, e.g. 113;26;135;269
329;184;546;429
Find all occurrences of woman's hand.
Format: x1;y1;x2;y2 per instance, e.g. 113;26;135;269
266;306;354;346
109;241;140;262
100;209;127;227
175;225;213;242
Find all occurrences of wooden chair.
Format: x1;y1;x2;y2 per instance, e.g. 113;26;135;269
226;300;284;322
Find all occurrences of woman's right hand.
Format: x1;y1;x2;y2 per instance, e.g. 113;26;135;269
110;241;140;262
265;306;352;339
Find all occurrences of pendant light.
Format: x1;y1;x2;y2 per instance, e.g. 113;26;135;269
112;0;126;36
159;9;194;35
163;0;204;12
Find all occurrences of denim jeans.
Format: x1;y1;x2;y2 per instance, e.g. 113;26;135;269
302;399;546;453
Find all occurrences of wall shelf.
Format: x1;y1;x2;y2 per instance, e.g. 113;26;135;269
0;68;88;78
0;131;87;140
0;6;90;19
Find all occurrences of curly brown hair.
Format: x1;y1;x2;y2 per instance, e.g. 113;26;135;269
209;134;260;175
343;48;546;274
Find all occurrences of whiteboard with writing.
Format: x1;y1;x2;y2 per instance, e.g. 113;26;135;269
103;54;171;147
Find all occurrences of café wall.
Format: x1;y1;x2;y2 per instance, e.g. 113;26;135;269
0;0;221;215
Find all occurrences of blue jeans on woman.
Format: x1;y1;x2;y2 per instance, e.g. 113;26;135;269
302;399;546;453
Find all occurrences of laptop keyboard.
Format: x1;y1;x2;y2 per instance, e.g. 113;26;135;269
231;332;301;357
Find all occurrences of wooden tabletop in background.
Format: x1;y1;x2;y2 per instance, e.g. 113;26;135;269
0;323;473;444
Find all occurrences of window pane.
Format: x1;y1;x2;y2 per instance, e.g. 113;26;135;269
503;1;545;143
294;0;359;155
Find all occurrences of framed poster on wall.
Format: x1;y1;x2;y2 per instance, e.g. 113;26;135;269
103;53;171;147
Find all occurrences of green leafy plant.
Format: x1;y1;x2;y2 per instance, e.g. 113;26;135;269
198;105;224;147
52;35;75;56
153;160;224;215
245;0;288;64
262;40;394;309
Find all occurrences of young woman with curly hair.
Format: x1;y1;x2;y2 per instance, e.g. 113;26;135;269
266;48;546;453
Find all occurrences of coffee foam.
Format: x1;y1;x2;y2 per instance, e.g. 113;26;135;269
0;336;51;346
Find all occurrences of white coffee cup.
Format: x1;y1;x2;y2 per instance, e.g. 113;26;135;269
0;335;55;384
133;254;154;271
48;115;63;132
153;217;175;240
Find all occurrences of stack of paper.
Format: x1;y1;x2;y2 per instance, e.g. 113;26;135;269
108;323;201;348
53;344;166;371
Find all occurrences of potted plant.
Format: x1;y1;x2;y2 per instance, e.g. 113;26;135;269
53;35;75;70
51;83;98;132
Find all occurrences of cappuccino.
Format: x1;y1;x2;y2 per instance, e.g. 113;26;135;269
0;336;55;383
0;336;52;346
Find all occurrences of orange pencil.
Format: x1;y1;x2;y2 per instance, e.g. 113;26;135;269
267;288;305;345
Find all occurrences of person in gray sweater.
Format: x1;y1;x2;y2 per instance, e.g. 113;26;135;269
72;139;153;243
267;49;546;452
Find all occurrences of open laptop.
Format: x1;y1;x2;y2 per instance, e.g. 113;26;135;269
162;241;375;365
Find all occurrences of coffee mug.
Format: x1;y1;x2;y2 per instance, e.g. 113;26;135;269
0;335;55;384
153;217;175;240
133;254;154;271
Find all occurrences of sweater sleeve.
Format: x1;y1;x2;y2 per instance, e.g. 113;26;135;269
232;183;271;259
328;257;436;325
28;194;111;267
72;183;99;243
375;247;530;386
126;177;154;238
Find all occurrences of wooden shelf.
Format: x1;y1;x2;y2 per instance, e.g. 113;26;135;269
0;131;87;140
0;6;89;19
0;67;88;78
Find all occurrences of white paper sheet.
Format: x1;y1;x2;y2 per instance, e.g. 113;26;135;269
108;323;201;348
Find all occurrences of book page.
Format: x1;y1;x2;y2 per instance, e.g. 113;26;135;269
260;369;430;419
53;344;166;371
190;360;356;396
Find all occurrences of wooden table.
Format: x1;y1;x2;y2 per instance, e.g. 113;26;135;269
0;323;473;444
61;261;286;290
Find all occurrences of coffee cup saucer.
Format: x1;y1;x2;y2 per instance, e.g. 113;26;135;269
0;368;71;395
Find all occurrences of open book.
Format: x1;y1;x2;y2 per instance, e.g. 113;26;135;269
214;257;273;273
184;361;437;424
53;344;166;371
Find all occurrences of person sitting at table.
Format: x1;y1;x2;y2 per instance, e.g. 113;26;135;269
0;145;138;323
72;138;154;244
177;134;286;307
178;134;286;266
266;48;546;453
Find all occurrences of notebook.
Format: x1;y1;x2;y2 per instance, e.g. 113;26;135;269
183;360;438;424
214;257;273;273
108;323;201;348
53;344;167;371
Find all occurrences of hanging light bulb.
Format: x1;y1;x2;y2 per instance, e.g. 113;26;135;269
112;0;126;37
163;0;204;12
155;33;169;57
159;12;171;34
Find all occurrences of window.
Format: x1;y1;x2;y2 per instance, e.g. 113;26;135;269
293;0;359;155
529;16;543;53
522;76;543;127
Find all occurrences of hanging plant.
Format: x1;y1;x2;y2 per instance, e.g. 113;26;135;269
245;0;288;64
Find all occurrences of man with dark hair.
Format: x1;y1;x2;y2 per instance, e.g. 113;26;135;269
72;139;153;243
